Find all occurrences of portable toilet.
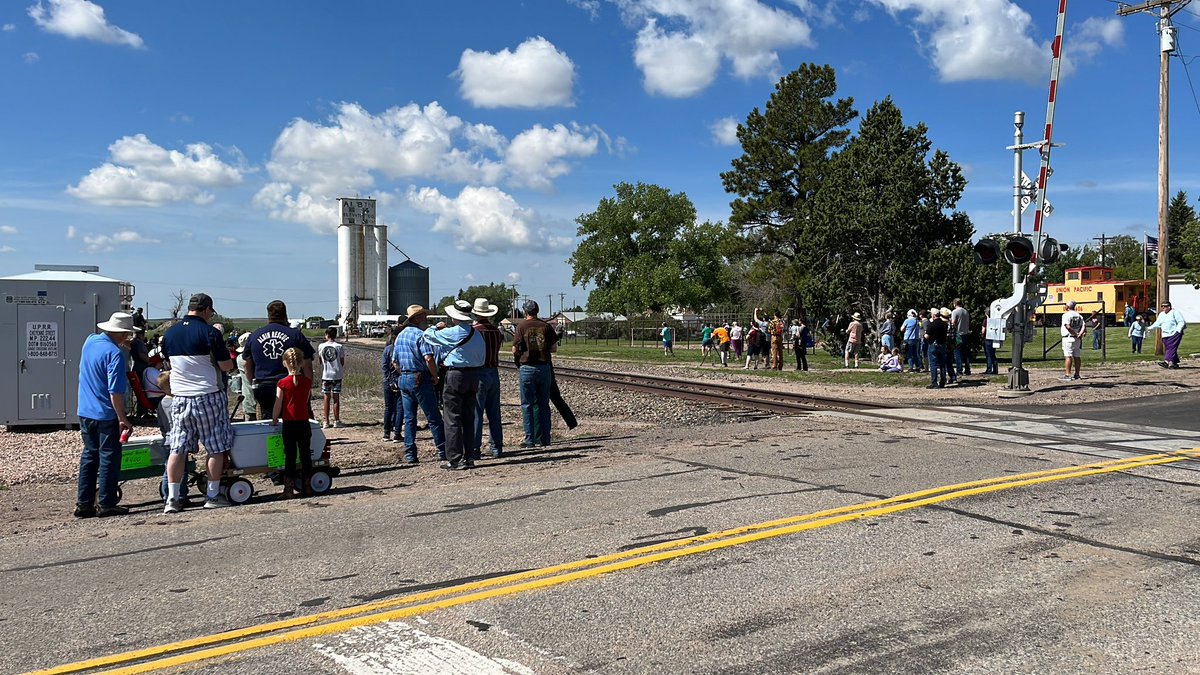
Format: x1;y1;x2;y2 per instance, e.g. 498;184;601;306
0;264;134;427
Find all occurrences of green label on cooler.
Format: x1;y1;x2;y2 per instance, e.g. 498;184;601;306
120;447;152;471
267;435;285;469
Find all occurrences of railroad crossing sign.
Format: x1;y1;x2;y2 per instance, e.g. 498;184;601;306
1019;171;1054;217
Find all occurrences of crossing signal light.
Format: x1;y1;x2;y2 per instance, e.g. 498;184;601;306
1039;237;1062;264
1004;236;1034;264
973;240;1001;265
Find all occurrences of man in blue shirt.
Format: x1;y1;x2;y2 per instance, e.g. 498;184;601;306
390;305;445;464
162;293;236;512
424;300;486;470
75;311;136;518
242;300;314;419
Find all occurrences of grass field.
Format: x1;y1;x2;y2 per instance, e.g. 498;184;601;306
553;325;1195;387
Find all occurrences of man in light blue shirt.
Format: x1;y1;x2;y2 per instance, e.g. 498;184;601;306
1146;300;1186;368
423;300;485;470
75;312;135;518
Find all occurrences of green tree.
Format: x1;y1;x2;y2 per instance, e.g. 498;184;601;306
1168;190;1195;269
802;97;990;339
436;283;518;320
720;63;857;311
569;182;733;315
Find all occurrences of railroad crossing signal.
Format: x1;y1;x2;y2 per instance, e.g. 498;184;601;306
1019;171;1054;217
972;235;1060;267
973;239;1001;265
1003;236;1034;264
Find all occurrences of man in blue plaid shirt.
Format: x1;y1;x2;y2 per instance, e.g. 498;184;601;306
390;305;445;464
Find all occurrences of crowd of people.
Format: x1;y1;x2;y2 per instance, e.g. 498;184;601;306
698;308;813;371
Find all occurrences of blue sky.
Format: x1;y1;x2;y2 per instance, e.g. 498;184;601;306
2;0;1199;319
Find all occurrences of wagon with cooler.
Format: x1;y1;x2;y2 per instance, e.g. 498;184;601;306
117;419;338;505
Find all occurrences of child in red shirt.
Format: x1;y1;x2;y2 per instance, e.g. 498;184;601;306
272;347;312;498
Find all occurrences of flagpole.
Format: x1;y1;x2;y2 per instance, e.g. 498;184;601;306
1144;232;1148;281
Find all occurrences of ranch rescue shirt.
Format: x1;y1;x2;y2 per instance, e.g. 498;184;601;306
247;323;314;382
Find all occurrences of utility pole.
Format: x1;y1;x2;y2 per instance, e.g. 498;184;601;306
558;292;566;313
1117;0;1191;355
547;294;553;317
1092;234;1110;268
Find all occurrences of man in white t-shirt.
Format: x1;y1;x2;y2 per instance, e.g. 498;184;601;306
1060;300;1086;381
319;327;346;428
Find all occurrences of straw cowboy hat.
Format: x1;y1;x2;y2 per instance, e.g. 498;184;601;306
97;312;136;333
444;299;473;322
852;312;863;321
471;297;499;317
405;304;429;319
940;307;952;318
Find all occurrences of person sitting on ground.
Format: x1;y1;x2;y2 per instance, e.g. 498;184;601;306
880;348;902;373
272;347;313;498
876;345;889;365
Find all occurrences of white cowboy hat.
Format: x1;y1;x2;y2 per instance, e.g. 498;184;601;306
444;299;473;322
97;312;136;333
471;297;498;317
852;312;863;320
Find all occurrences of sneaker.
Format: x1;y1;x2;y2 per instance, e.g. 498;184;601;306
1072;375;1082;380
925;384;941;389
491;449;504;459
440;462;465;471
73;504;97;518
1059;376;1074;381
163;499;184;514
464;461;475;469
203;495;231;509
98;505;129;517
322;421;331;429
383;433;392;442
333;420;345;428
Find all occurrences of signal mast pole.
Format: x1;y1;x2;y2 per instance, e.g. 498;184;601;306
1116;0;1191;355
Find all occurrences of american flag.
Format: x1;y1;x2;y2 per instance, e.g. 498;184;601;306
1146;235;1159;254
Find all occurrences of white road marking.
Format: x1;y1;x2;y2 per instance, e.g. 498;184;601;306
924;425;1047;446
1062;418;1200;439
315;621;533;675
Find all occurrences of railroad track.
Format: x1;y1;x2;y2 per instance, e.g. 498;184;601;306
344;341;888;415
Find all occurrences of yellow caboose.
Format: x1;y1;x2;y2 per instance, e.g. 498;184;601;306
1038;266;1150;326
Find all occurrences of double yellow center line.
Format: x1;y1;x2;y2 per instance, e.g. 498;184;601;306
27;448;1200;675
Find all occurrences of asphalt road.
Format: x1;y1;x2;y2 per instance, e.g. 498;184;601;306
3;402;1199;675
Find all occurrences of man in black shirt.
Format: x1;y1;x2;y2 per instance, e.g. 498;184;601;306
925;310;949;389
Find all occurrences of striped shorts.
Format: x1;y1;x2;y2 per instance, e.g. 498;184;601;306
167;390;234;456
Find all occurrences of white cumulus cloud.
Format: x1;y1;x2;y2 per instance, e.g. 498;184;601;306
506;272;522;284
0;246;14;254
2;23;15;31
710;117;739;145
621;0;813;97
27;0;144;48
0;225;17;235
407;185;572;254
68;134;243;206
257;101;611;231
456;36;576;109
865;0;1120;84
23;52;39;63
81;229;159;253
506;123;602;190
216;236;238;246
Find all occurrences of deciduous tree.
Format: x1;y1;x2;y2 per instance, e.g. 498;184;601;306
569;182;733;315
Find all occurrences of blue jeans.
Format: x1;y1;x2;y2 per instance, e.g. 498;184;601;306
881;334;894;351
382;382;398;437
518;364;552;446
1092;330;1102;350
398;372;445;461
1131;336;1143;353
928;345;946;387
905;339;922;371
77;416;121;508
474;368;503;456
983;339;998;373
953;336;970;374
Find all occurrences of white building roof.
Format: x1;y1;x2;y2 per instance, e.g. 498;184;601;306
0;270;122;283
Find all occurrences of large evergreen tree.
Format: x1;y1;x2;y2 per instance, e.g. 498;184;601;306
1167;190;1195;269
720;63;856;311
